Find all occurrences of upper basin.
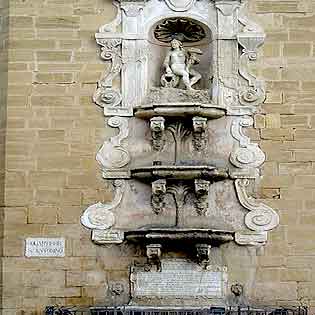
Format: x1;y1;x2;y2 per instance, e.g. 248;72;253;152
134;102;226;119
130;165;229;181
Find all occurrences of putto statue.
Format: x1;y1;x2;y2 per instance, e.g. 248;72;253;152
161;39;203;91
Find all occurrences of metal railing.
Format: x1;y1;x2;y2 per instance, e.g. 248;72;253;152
44;306;308;315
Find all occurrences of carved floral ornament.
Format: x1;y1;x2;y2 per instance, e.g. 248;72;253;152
80;0;279;247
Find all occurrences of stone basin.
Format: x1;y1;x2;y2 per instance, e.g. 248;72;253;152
134;102;226;119
125;228;234;246
130;165;229;181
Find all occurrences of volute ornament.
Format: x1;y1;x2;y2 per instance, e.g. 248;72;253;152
96;117;130;171
93;39;123;113
81;180;126;230
230;116;265;169
235;179;279;232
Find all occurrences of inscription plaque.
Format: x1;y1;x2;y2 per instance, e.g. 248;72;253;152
25;238;65;257
131;259;227;298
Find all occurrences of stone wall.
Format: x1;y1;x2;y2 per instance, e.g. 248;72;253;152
0;0;9;310
250;0;315;307
3;0;315;313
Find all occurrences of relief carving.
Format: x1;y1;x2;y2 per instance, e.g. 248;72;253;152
96;116;130;176
81;180;126;230
194;179;210;215
151;179;167;214
94;39;123;114
161;39;202;91
150;117;165;151
192;116;208;151
230;116;265;169
235;179;279;232
237;9;266;108
121;3;143;17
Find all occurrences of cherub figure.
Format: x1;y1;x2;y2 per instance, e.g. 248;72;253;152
161;39;202;91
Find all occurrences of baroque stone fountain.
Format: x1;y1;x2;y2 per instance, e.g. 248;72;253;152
81;0;279;307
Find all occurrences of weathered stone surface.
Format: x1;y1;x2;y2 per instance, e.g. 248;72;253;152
131;259;227;299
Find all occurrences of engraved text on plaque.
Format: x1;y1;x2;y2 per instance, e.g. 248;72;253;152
131;259;227;298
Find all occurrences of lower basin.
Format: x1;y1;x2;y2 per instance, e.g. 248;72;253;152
125;228;234;246
130;165;229;181
134;103;226;119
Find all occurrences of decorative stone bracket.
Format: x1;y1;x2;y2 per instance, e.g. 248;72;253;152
151;179;167;214
150;178;213;217
150;117;166;151
194;179;210;215
192;117;208;152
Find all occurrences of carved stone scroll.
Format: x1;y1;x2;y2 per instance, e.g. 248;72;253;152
235;179;279;232
237;8;266;108
94;39;123;115
230;116;265;170
81;180;125;230
96;116;130;178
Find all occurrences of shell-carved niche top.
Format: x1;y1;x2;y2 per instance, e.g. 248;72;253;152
154;18;206;43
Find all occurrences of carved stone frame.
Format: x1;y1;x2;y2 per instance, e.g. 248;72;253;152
81;0;279;247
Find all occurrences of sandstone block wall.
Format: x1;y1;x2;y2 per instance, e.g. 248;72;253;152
0;0;9;311
2;0;315;313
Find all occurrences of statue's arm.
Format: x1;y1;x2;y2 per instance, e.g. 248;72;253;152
163;52;172;73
